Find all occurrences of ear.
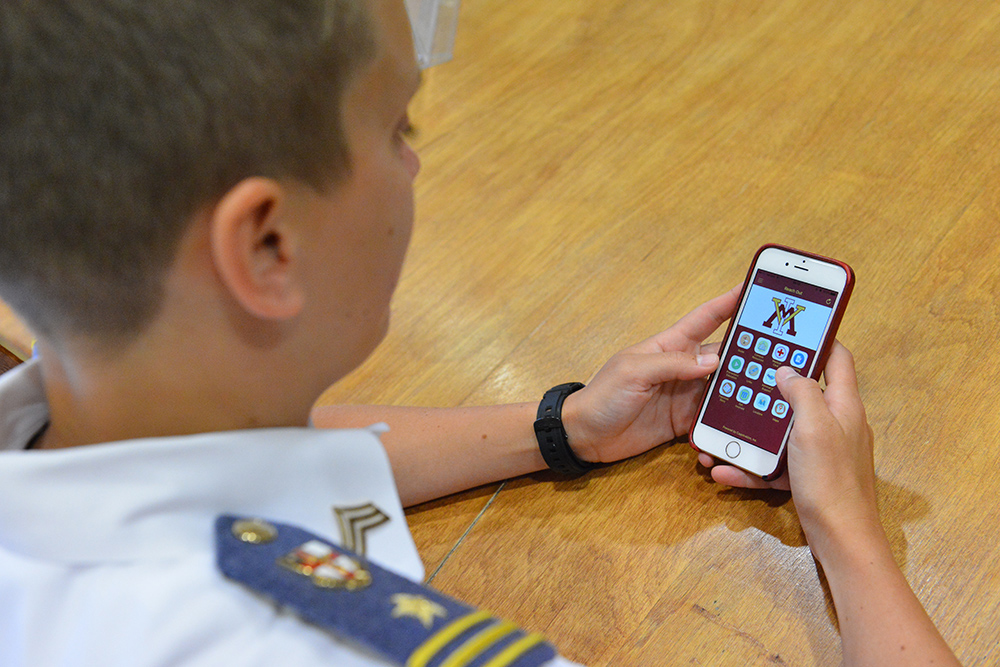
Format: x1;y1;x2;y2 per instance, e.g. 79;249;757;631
209;177;305;320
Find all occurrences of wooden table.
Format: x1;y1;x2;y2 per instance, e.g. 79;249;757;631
4;0;999;664
319;0;1000;664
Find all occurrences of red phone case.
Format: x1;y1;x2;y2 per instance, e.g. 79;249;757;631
689;243;855;481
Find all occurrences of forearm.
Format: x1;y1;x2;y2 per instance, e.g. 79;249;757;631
311;403;546;507
815;524;961;667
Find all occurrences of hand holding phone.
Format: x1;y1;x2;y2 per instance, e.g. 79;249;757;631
695;288;961;667
690;244;854;479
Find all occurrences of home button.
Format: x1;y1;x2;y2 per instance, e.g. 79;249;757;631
725;441;741;458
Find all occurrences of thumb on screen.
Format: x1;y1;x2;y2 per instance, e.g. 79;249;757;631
775;366;826;419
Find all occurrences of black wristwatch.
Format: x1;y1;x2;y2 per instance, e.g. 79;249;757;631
534;382;598;475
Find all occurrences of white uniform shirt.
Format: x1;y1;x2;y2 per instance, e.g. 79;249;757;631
0;361;580;667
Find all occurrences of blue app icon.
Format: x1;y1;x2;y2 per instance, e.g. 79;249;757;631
753;392;771;412
754;337;772;356
763;368;778;386
772;344;789;363
737;332;754;349
745;362;762;381
736;386;753;404
790;350;808;369
772;400;790;419
728;356;746;373
719;379;736;397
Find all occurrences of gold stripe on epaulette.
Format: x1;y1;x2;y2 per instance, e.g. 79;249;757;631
439;619;516;667
407;610;491;667
481;633;548;667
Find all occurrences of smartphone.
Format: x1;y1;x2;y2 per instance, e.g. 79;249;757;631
690;244;855;480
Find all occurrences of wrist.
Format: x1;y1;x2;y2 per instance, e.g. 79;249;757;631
534;383;599;475
802;510;891;574
559;391;600;464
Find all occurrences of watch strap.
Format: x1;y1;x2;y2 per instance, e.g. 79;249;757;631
534;382;596;475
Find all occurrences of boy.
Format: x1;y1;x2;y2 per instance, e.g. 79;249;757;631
0;0;960;665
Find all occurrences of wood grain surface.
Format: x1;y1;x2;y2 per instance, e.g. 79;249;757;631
0;309;30;362
3;0;998;664
319;0;1000;664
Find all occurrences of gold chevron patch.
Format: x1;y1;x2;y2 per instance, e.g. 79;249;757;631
333;503;390;556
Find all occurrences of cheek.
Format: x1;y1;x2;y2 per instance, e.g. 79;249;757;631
371;171;414;285
388;156;417;244
401;142;421;179
386;193;413;268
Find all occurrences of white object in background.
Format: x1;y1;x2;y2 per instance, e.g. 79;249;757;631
405;0;460;68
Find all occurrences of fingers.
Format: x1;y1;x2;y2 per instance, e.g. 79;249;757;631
711;465;790;490
610;349;720;389
700;341;722;355
818;342;866;421
822;341;858;391
699;341;857;494
775;342;867;443
671;285;741;346
774;365;828;421
634;286;741;354
698;453;791;490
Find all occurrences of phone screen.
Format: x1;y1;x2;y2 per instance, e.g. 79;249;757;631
700;269;841;454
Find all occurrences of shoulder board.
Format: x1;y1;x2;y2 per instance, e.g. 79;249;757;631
216;515;558;667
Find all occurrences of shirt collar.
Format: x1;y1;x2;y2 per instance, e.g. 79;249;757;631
0;360;49;452
0;359;423;580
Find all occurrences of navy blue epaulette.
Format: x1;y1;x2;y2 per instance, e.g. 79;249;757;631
216;515;558;667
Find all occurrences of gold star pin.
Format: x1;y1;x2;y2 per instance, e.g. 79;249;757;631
390;593;447;629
